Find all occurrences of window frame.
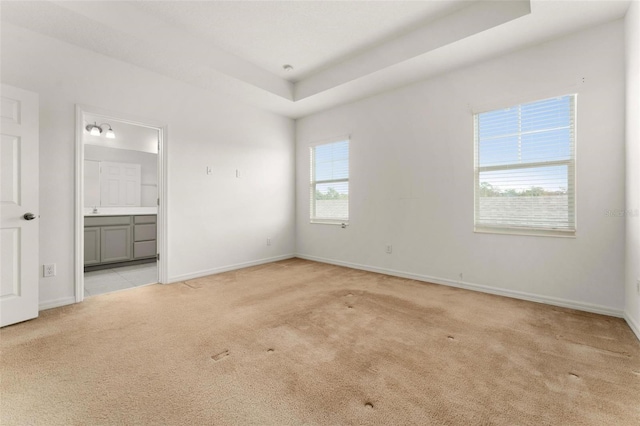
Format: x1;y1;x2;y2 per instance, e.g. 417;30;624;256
473;94;577;238
309;137;350;226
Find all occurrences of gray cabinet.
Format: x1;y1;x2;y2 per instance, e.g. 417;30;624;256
84;214;156;267
84;216;132;266
133;215;157;260
84;227;101;265
101;225;132;263
85;215;131;227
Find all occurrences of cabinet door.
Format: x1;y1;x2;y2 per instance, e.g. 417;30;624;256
84;227;101;266
100;225;132;263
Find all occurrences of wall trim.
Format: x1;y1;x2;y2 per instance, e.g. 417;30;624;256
624;312;640;342
38;254;635;342
39;297;76;311
296;254;625;318
168;254;296;283
39;255;295;310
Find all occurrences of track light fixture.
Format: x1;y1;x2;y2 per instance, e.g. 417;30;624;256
86;122;115;139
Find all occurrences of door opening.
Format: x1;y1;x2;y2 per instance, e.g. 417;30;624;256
75;106;167;301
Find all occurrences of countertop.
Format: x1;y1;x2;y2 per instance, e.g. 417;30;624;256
84;207;157;217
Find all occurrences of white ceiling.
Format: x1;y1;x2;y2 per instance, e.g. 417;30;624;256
131;0;474;82
1;1;632;118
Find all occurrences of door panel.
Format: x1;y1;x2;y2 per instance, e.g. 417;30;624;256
0;228;20;297
1;135;20;204
0;85;39;327
100;162;141;207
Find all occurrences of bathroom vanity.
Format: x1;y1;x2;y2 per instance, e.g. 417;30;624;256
84;212;157;270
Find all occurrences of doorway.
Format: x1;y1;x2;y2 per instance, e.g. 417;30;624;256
75;105;167;301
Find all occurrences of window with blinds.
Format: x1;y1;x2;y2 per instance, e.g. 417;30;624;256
310;139;349;224
474;95;576;236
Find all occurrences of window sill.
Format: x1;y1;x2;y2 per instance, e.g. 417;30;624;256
474;227;576;238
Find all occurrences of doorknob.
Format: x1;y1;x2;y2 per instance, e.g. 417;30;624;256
23;213;37;221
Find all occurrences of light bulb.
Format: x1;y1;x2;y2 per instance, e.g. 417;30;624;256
89;125;101;136
105;128;115;139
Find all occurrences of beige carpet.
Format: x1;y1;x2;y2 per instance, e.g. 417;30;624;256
1;259;639;425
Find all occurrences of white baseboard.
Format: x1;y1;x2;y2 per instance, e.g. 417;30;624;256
168;254;296;283
37;254;638;342
39;296;76;311
624;312;640;342
296;254;624;318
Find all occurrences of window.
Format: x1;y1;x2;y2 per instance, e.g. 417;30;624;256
474;95;576;236
310;138;349;224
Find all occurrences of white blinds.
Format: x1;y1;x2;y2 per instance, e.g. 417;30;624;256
474;95;576;234
310;139;349;224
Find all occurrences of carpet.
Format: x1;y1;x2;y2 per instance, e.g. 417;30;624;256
1;258;639;425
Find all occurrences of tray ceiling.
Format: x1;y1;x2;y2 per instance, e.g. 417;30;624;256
1;1;631;118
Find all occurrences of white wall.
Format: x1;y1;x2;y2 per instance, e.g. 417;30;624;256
296;20;626;315
1;23;295;308
625;1;640;338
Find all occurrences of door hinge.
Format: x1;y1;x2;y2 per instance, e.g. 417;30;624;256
157;198;159;206
156;253;160;261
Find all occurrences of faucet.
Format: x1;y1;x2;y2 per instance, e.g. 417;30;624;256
92;206;98;214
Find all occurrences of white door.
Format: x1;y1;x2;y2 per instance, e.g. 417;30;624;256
100;161;141;207
0;85;39;327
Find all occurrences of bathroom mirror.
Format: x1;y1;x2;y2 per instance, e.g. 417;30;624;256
83;114;159;213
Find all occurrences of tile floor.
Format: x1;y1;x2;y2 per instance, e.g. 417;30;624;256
84;263;157;297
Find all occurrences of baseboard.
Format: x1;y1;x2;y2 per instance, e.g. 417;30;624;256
624;312;640;342
168;254;296;283
295;254;624;318
39;296;76;311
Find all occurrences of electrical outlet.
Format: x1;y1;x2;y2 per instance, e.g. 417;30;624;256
206;166;212;175
459;273;463;281
43;264;56;278
267;238;271;246
235;169;241;178
385;245;392;254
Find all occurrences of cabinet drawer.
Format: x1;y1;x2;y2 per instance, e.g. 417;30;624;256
85;216;131;227
134;241;157;259
134;215;157;224
134;224;156;241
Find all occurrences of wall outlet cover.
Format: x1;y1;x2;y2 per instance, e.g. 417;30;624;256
43;264;56;277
